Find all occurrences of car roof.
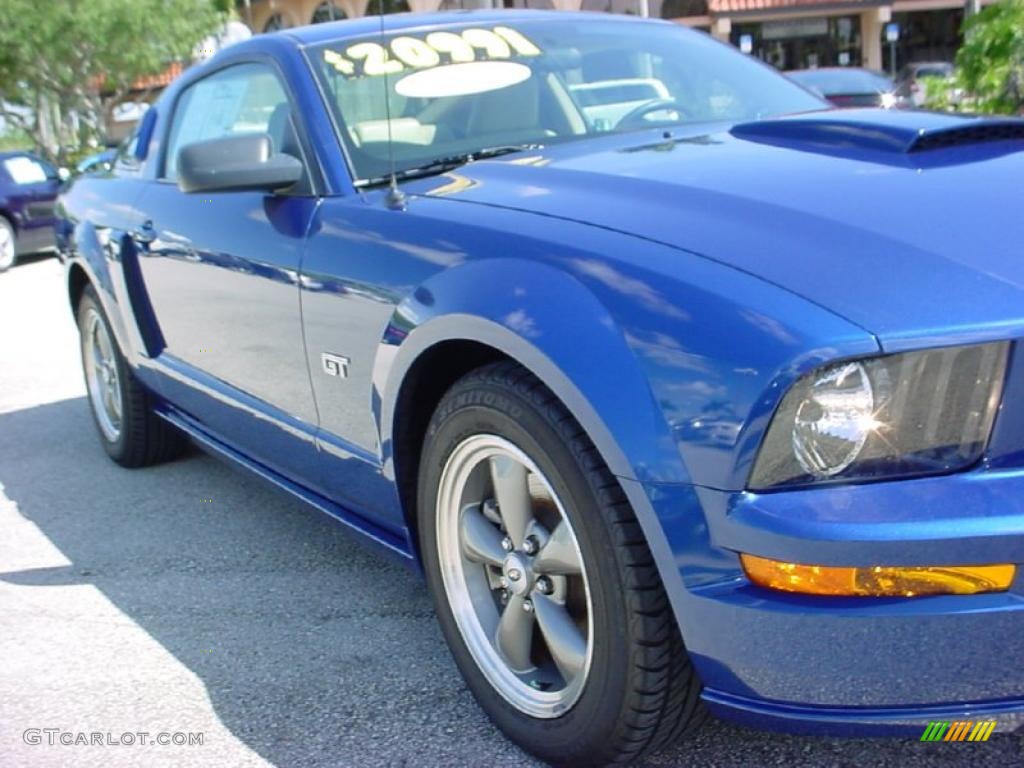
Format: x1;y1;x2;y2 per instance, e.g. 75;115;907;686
177;10;674;87
278;9;665;47
909;61;953;71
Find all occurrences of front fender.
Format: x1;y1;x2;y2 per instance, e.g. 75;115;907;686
66;222;130;351
61;179;152;366
375;256;706;609
376;257;687;488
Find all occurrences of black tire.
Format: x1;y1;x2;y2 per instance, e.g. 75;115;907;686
418;361;706;766
77;285;186;467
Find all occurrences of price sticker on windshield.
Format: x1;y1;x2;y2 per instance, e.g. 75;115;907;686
322;26;541;79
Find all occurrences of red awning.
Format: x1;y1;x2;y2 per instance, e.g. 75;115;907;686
709;0;876;13
130;62;185;91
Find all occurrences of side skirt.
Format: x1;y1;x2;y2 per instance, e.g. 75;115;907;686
156;404;418;571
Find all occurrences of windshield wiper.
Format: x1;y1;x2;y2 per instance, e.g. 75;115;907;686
358;144;544;188
425;143;545;168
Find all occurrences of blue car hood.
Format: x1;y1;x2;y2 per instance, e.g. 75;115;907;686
418;109;1024;350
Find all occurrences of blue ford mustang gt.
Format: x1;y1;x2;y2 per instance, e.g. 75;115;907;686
57;10;1024;764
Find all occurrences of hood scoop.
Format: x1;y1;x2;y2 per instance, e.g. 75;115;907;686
731;110;1024;156
910;121;1024;151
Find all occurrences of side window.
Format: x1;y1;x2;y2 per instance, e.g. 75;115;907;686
163;63;304;187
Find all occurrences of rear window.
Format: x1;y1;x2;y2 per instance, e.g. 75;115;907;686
915;64;953;79
2;156;52;185
788;69;892;94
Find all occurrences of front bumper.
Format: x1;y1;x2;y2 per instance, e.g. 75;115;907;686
690;580;1024;736
632;467;1024;737
702;689;1024;736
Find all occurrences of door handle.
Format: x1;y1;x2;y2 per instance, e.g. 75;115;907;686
133;220;156;244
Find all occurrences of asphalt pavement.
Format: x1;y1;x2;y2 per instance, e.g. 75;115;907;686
1;255;1021;768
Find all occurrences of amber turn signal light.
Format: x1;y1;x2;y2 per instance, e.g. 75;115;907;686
740;554;1016;597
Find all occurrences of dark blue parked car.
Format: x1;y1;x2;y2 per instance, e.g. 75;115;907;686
57;11;1024;764
0;150;61;272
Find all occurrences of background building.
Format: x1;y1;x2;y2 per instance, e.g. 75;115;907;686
237;0;993;72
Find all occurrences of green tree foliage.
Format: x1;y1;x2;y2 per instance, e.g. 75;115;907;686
0;124;33;152
0;0;224;164
957;0;1024;114
928;0;1024;114
922;75;959;111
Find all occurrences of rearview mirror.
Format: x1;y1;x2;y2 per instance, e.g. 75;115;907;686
177;134;302;194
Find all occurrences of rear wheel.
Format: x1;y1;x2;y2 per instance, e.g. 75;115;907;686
0;216;16;272
419;361;706;766
77;285;186;467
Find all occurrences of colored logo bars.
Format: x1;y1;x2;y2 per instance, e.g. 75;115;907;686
920;721;997;742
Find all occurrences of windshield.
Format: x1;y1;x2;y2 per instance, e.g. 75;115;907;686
309;18;825;184
788;68;892;94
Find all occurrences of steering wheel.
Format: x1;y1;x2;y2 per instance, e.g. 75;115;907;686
614;99;691;131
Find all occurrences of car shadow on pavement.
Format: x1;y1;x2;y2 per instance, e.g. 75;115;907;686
9;251;59;270
1;398;1021;768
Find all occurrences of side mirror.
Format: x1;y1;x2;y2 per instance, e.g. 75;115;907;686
177;134;302;194
58;167;71;182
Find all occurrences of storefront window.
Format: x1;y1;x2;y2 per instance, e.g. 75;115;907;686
440;0;501;7
263;13;290;32
732;15;862;71
581;0;646;14
311;2;345;23
499;0;698;15
354;0;410;11
660;0;707;19
883;9;963;74
501;0;557;8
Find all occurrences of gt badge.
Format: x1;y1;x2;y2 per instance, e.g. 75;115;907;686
321;353;350;379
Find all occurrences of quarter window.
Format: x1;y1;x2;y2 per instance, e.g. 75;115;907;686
114;126;142;172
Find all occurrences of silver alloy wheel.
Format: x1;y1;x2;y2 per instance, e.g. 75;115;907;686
0;218;15;270
83;308;123;442
436;434;594;718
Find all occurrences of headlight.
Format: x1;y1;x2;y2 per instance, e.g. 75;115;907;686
750;342;1009;490
791;361;877;478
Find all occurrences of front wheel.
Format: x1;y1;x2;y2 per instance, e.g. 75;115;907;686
419;362;705;766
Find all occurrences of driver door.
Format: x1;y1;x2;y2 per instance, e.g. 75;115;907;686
134;61;321;485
